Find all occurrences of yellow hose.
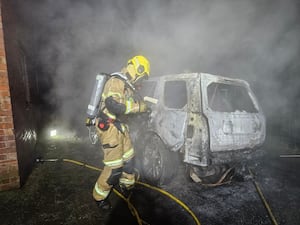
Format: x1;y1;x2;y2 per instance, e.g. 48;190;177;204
63;159;102;171
113;189;144;225
248;169;279;225
44;158;278;225
62;158;201;225
136;181;201;225
63;159;144;224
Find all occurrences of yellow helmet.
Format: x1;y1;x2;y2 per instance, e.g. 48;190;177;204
127;55;150;83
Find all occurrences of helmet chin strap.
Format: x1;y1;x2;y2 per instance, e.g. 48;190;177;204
132;75;145;84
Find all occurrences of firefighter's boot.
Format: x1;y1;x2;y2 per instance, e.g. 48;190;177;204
96;200;112;211
118;171;136;199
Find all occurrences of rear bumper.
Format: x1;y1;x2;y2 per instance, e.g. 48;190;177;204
209;146;264;165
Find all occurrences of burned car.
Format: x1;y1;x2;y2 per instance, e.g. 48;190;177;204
131;73;266;185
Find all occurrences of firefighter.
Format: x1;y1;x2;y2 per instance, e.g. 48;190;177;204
86;55;150;210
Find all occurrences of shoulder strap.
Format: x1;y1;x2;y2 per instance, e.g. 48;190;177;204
110;72;136;92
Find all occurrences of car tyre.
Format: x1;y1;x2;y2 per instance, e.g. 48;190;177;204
136;132;179;186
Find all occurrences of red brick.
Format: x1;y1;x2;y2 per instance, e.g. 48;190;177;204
0;85;9;91
4;141;16;148
0;178;9;184
0;74;8;80
0;102;12;110
0;123;13;129
0;63;7;71
3;129;13;135
0;50;5;56
0;79;8;85
0;181;19;191
0;55;6;64
0;81;8;86
0;71;8;76
0;160;18;166
2;116;12;122
9;162;18;168
0;142;5;148
0;154;7;160
0;97;11;104
0;169;8;177
6;152;17;160
0;135;14;141
9;170;18;176
0;110;12;116
0;90;10;97
0;147;16;154
0;168;9;176
0;101;10;107
10;176;19;183
0;162;9;168
9;166;18;176
0;115;13;123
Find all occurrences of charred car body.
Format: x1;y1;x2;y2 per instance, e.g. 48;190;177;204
131;73;266;185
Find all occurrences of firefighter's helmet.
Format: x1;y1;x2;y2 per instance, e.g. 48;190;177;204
127;55;150;83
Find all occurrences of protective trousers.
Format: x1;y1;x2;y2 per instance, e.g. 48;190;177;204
93;122;135;201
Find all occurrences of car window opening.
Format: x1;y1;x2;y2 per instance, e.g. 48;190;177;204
164;80;187;109
207;82;258;113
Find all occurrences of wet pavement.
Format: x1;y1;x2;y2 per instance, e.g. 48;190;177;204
0;137;299;225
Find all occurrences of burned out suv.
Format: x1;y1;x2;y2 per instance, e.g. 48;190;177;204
132;73;266;185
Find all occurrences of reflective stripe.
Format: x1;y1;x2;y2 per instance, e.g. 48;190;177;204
125;98;139;114
94;183;110;198
123;148;134;161
120;177;135;185
105;111;116;120
103;158;123;167
121;124;127;133
125;99;133;114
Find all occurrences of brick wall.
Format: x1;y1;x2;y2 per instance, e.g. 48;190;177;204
0;1;20;191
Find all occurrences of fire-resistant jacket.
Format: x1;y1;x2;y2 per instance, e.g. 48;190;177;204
100;75;141;120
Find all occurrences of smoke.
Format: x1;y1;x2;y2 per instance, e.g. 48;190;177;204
16;0;300;135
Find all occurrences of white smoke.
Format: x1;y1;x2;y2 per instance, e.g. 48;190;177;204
17;0;300;134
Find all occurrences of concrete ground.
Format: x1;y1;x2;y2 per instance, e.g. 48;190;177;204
0;136;299;225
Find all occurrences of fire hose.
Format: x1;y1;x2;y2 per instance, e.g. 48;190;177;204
36;157;201;225
248;168;279;225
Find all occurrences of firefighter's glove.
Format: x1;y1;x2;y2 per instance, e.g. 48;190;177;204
132;93;141;102
85;117;95;126
139;101;148;113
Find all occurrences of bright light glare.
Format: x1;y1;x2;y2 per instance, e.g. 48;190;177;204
50;129;57;137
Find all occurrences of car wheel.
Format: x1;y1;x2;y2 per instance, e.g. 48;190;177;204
136;132;179;186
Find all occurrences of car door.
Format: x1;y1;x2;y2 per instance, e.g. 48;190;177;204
151;78;188;151
201;73;266;152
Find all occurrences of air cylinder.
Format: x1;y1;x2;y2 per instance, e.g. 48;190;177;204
86;74;108;118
